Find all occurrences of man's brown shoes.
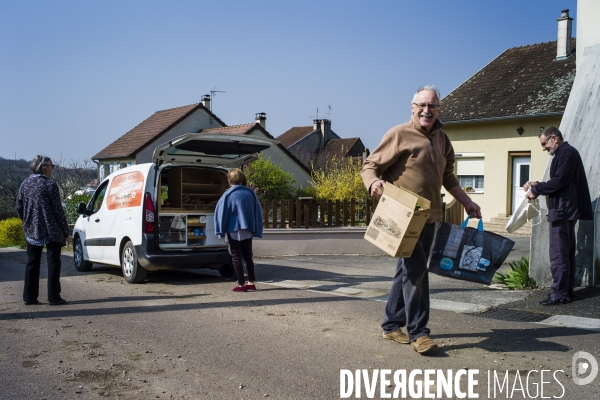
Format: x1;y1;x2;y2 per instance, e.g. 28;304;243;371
411;336;438;354
382;329;410;344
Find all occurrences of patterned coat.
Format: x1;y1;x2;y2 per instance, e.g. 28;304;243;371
16;174;70;245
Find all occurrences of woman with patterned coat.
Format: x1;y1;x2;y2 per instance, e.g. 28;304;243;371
16;155;71;305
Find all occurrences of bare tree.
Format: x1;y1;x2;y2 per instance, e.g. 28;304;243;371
0;156;97;220
0;158;29;219
51;157;98;201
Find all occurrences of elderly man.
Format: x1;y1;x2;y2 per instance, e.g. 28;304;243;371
362;86;481;354
524;127;592;305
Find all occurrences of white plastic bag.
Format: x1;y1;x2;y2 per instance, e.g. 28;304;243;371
505;198;540;234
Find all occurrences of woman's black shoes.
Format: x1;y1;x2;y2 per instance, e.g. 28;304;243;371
48;298;67;305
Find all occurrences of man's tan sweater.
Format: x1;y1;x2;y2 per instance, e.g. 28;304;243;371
361;119;459;223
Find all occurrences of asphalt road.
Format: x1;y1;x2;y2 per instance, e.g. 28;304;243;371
1;245;600;399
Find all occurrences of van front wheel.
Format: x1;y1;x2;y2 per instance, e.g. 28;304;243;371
73;237;93;272
121;241;148;283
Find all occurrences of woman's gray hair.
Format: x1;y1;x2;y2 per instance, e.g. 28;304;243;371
30;155;52;174
411;85;441;103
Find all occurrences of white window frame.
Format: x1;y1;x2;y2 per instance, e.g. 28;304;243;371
455;153;485;193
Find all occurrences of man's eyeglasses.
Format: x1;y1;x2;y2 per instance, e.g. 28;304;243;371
45;164;55;168
540;136;555;147
412;103;440;111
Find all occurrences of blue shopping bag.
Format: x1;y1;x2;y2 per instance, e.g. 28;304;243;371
428;217;515;285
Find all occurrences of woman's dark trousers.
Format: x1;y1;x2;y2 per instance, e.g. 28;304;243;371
23;242;62;303
227;235;255;286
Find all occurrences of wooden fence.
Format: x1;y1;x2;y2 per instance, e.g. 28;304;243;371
261;195;465;229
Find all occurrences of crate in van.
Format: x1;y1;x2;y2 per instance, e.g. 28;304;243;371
72;133;277;283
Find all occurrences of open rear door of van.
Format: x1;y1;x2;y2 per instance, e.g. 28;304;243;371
153;132;278;168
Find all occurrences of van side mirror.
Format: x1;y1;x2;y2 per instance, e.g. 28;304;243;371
77;203;88;215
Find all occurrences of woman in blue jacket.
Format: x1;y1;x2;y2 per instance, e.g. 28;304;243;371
214;168;263;292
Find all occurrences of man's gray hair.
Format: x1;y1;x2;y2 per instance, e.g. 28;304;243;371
539;126;564;141
30;155;52;174
411;85;441;103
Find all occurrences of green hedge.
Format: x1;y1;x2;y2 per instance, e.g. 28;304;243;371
64;193;92;224
0;217;26;248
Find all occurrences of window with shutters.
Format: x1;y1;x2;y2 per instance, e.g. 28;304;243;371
456;156;484;192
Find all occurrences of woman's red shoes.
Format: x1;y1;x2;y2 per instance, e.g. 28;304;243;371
232;286;247;292
246;284;256;291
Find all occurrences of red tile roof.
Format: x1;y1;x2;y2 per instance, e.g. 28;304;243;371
439;39;576;123
200;123;261;136
202;123;311;174
93;103;226;159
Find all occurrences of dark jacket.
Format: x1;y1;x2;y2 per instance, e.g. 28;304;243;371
16;174;70;245
532;142;593;222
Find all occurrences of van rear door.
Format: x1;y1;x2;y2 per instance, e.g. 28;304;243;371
153;132;278;167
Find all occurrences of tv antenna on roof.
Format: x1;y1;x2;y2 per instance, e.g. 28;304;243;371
309;107;320;120
310;105;334;121
208;87;225;123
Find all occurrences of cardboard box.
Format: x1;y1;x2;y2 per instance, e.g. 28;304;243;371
364;184;435;258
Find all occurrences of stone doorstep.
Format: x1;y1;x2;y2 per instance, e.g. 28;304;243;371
464;219;531;236
489;225;530;233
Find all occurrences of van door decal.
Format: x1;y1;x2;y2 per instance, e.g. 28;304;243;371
107;171;144;210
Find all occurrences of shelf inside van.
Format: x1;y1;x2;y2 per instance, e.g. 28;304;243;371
182;183;222;188
185;194;220;199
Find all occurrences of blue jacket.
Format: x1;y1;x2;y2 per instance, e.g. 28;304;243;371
532;142;593;222
214;185;263;238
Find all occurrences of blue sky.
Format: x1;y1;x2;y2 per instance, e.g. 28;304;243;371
0;0;577;162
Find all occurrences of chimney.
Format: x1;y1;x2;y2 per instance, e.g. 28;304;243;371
255;112;266;129
313;119;321;131
319;119;331;150
201;94;211;110
556;9;573;60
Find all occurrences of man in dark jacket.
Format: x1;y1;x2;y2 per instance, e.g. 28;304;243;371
525;127;593;305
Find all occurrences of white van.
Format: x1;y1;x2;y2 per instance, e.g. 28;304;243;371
72;132;276;283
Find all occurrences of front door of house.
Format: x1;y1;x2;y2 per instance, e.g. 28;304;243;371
512;156;531;214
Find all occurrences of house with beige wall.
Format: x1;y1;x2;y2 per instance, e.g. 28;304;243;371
439;10;576;226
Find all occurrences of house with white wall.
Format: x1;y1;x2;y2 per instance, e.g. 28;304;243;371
92;96;312;187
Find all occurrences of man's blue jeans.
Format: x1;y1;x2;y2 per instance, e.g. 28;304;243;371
382;223;436;342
